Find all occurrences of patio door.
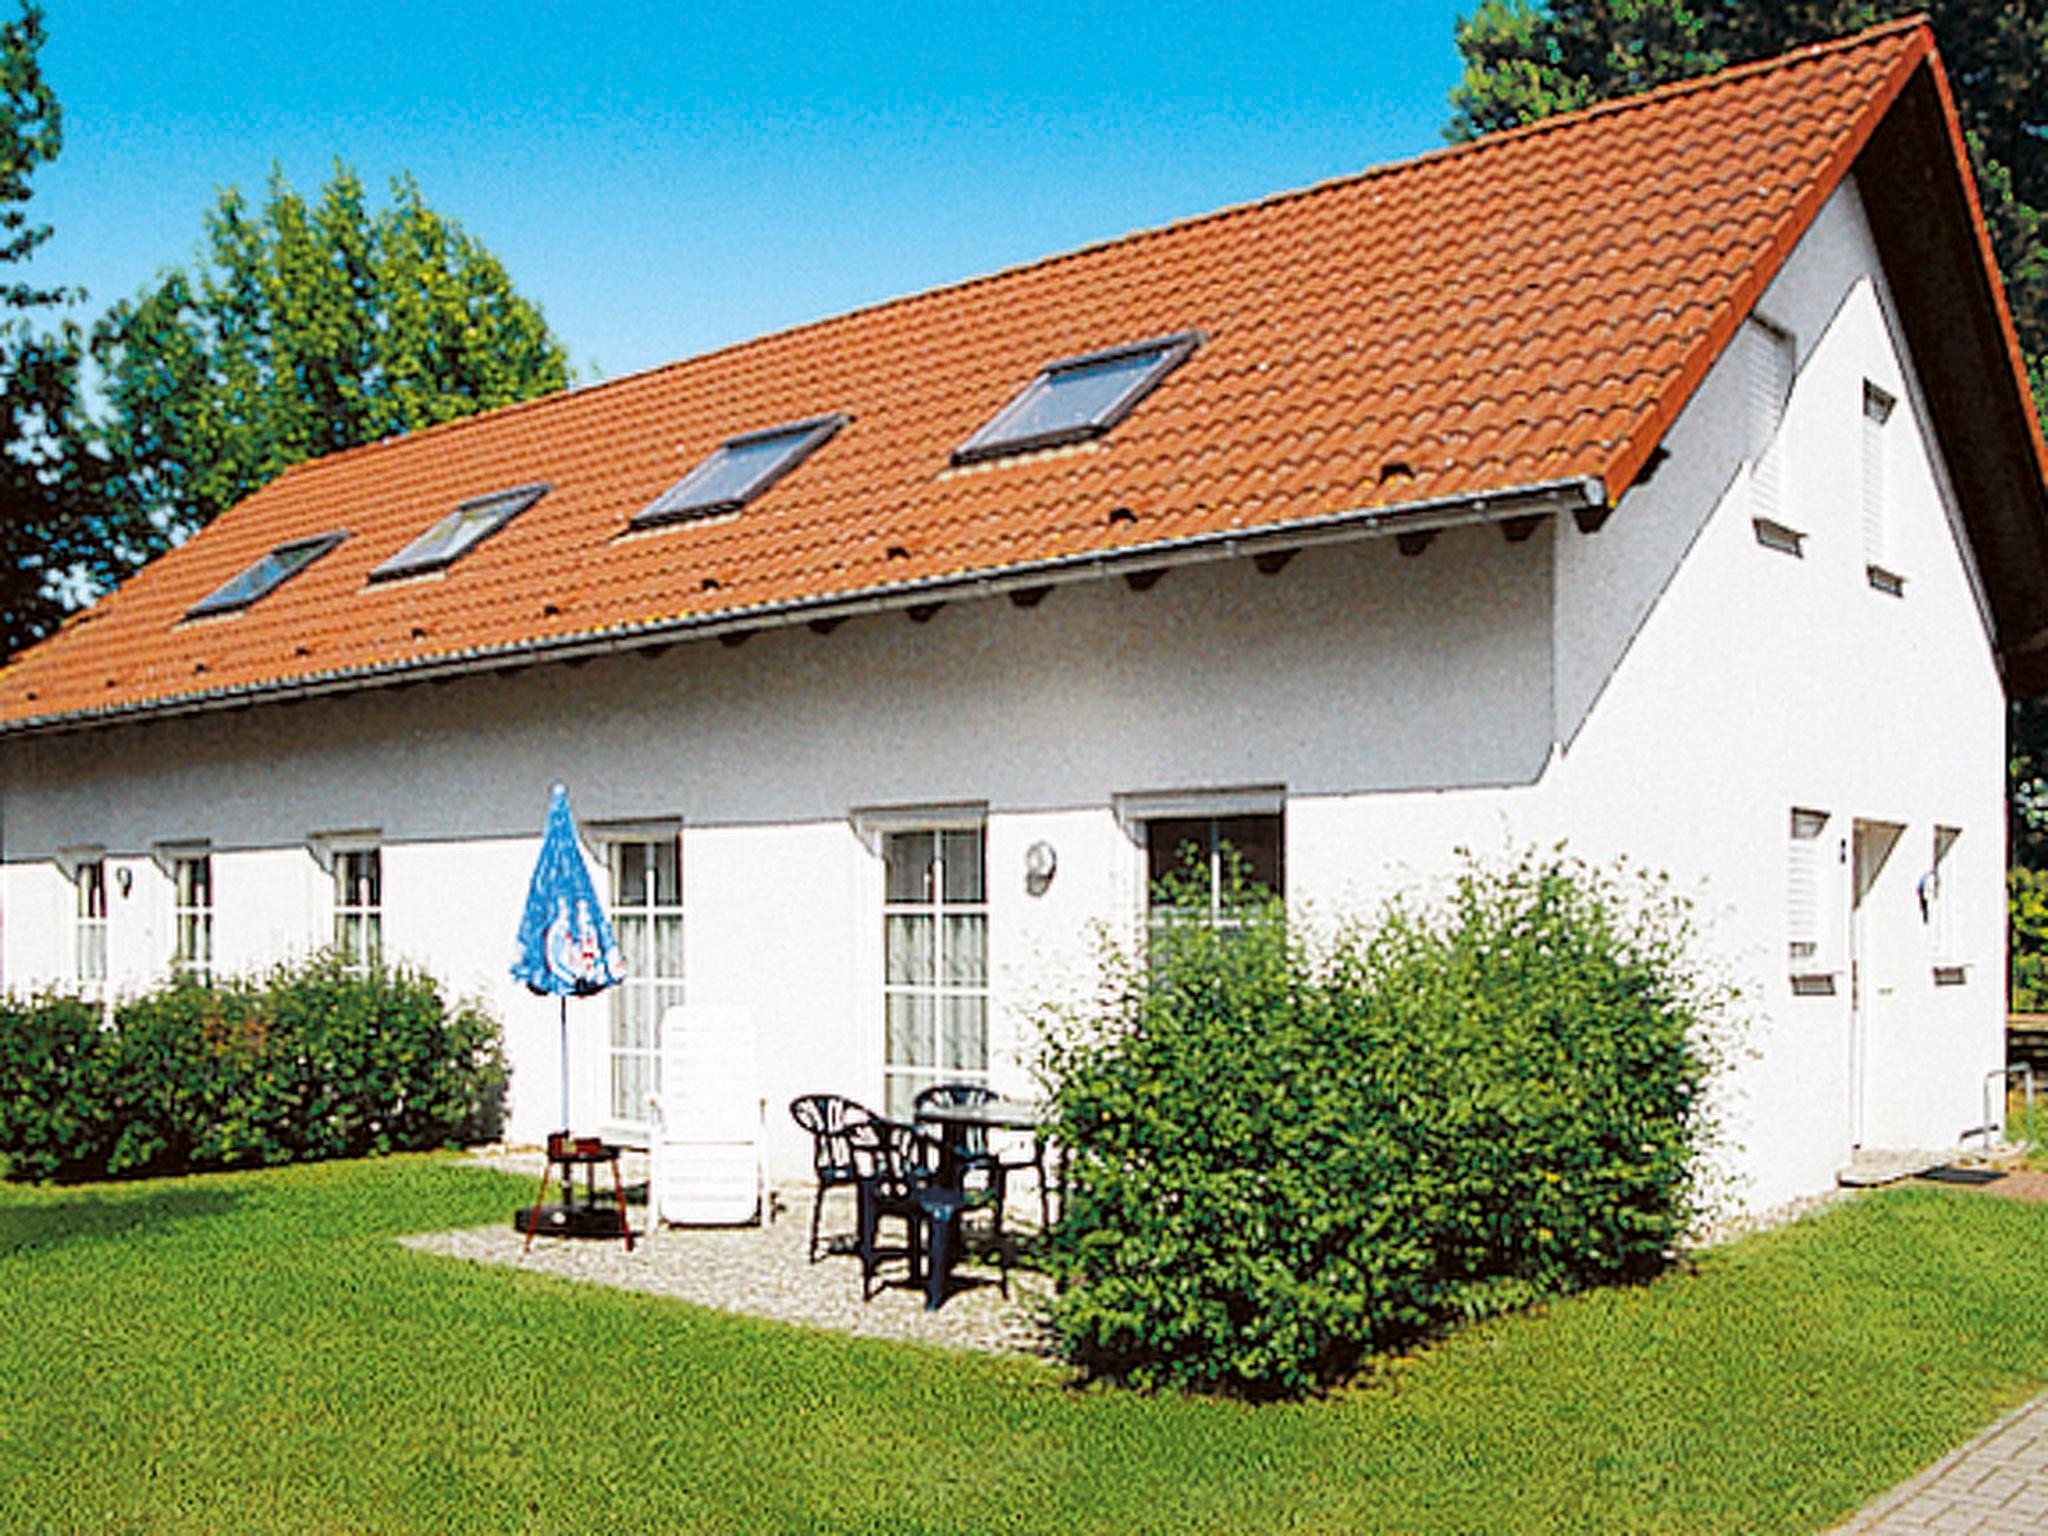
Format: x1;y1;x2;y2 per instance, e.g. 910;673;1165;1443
607;835;684;1134
882;826;988;1119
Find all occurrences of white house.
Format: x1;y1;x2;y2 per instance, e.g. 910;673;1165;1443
2;20;2044;1214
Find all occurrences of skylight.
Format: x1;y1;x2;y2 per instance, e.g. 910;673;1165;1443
369;483;550;582
186;532;347;619
631;415;847;530
953;332;1202;466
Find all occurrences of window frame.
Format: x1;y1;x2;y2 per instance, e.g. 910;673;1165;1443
630;415;847;530
951;331;1203;466
1117;788;1286;927
596;827;685;1137
876;818;990;1121
367;482;550;582
186;532;347;619
332;845;383;974
74;856;108;987
168;850;214;983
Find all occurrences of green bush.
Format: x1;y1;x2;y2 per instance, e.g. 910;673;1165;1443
1040;850;1729;1398
0;954;505;1182
0;992;119;1182
2011;867;2048;1011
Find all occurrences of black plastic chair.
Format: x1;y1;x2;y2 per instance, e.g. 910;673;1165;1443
914;1081;1053;1233
848;1117;999;1310
788;1093;873;1263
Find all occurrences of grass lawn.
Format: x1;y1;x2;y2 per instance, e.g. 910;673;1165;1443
5;1160;2048;1534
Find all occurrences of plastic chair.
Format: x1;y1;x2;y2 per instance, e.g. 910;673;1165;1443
848;1117;1002;1310
788;1093;873;1263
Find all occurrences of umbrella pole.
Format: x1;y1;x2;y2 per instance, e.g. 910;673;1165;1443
558;993;570;1135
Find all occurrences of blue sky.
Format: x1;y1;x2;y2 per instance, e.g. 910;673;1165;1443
28;2;1471;385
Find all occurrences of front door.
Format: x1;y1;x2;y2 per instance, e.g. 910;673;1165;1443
1848;820;1901;1148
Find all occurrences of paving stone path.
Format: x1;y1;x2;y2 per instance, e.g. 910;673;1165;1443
1828;1392;2048;1535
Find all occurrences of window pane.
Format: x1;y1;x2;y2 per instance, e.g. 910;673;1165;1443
616;912;650;976
1215;815;1283;894
612;1053;653;1123
1146;818;1211;892
886;993;935;1069
942;994;987;1072
615;843;648;908
885;1071;940;1123
885;832;934;905
652;839;681;906
943;914;987;987
941;829;984;904
886;914;934;985
79;863;105;919
653;914;684;979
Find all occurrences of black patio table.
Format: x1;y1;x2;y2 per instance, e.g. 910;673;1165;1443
913;1097;1048;1191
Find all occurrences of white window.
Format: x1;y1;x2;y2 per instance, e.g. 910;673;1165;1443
882;826;987;1120
333;848;381;973
1862;381;1902;593
607;835;683;1128
1787;807;1839;987
74;859;107;985
1143;812;1285;925
172;854;213;982
1746;317;1795;525
1925;825;1964;980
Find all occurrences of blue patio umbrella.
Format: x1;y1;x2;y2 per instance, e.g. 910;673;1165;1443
511;783;626;1132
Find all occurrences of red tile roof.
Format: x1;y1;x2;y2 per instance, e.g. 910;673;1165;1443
5;17;2042;730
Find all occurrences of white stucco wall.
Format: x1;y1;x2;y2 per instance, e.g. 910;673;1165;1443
0;175;2010;1215
1542;177;2006;1209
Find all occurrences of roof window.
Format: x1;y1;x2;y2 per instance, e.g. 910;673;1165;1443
953;332;1201;466
632;415;847;530
369;483;549;582
186;532;346;618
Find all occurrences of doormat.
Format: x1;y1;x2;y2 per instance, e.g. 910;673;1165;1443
1919;1165;2008;1185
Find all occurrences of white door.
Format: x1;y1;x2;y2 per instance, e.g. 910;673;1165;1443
1848;821;1902;1148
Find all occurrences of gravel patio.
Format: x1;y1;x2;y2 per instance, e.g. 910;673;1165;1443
401;1147;1056;1357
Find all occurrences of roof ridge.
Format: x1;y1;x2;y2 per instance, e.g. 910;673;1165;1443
287;14;1933;484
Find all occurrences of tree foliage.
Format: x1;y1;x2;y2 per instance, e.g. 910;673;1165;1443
93;164;571;548
0;2;117;657
1445;1;2048;418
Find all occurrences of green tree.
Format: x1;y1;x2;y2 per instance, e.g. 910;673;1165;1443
0;2;120;657
94;164;571;547
1444;1;2047;418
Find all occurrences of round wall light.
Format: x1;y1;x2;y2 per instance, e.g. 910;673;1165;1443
1024;840;1057;896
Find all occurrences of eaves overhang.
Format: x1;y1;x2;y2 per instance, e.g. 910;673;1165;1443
0;476;1607;741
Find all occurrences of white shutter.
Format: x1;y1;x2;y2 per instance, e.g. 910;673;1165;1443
1748;319;1795;522
1929;826;1961;969
1788;808;1830;973
649;1003;763;1226
1862;382;1895;573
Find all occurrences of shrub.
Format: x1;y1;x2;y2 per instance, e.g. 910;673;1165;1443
0;992;119;1182
1040;849;1729;1398
2011;867;2048;1011
0;954;506;1182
